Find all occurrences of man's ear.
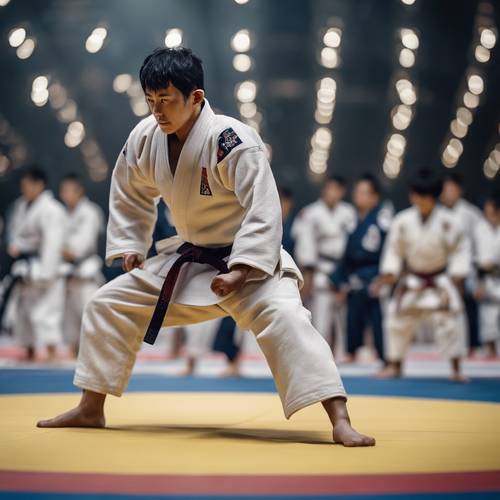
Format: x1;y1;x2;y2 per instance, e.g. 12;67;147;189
192;89;205;105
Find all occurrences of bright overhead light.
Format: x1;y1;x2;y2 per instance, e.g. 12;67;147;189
323;28;342;48
383;154;401;178
401;29;419;50
8;27;26;47
474;45;490;63
400;0;416;5
320;47;339;68
463;91;479;109
468;74;484;95
233;53;252;72
235;80;257;102
113;74;133;93
480;28;497;50
32;75;48;91
399;48;415;68
234;0;249;4
239;102;257;118
231;29;251;52
0;0;12;6
16;38;35;59
165;28;183;48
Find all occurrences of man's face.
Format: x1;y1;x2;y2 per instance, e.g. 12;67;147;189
353;180;379;212
322;181;345;207
410;191;436;217
484;201;499;225
60;180;83;208
145;84;203;135
440;180;462;208
20;177;44;202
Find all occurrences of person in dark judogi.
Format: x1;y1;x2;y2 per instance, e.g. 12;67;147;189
330;174;392;363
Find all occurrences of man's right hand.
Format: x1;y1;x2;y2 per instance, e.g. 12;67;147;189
122;253;144;272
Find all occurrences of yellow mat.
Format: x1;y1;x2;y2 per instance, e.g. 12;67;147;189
2;393;500;475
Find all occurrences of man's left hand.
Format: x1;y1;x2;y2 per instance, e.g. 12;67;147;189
211;264;251;297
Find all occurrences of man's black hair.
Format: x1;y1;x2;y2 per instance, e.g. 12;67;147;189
356;172;381;195
409;168;443;198
326;175;346;187
139;47;204;99
61;173;84;188
443;172;464;188
21;165;47;186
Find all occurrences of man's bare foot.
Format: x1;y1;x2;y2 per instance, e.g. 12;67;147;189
332;418;376;447
375;363;401;379
37;390;106;428
218;364;241;378
450;372;470;383
37;406;105;428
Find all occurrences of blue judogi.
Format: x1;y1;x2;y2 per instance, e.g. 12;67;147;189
330;203;392;361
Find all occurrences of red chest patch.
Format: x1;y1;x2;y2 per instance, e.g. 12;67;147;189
200;167;213;196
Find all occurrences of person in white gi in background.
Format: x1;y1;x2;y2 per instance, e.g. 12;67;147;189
293;177;356;351
372;168;470;382
7;168;67;362
440;172;482;353
38;47;374;446
59;174;105;357
473;191;500;357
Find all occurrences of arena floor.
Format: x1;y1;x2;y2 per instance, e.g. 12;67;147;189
1;342;500;500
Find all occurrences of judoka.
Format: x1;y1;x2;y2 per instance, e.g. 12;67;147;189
38;47;374;446
374;169;470;381
6;167;67;361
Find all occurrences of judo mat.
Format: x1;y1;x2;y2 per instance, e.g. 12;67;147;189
1;369;500;499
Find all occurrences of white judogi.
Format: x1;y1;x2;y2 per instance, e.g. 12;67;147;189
61;197;104;348
381;205;471;361
8;191;67;346
293;200;356;343
75;100;346;418
474;217;500;344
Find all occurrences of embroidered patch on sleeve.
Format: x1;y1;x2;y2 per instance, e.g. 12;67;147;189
200;167;213;196
217;127;243;163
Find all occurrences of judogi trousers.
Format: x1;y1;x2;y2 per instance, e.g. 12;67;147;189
385;302;467;361
479;302;500;344
74;270;346;418
14;279;64;347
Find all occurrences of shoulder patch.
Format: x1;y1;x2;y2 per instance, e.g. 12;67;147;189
217;127;242;163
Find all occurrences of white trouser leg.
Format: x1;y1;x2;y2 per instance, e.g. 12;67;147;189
220;274;346;419
74;272;225;396
479;302;500;344
385;301;419;362
431;310;467;359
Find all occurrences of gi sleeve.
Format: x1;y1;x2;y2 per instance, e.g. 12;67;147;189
32;205;67;282
221;146;282;276
293;209;318;270
447;225;472;278
105;148;160;265
66;205;103;259
379;216;404;277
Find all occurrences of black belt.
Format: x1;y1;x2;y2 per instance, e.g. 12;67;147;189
143;242;232;345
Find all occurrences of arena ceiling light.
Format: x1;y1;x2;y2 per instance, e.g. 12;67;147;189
164;28;183;48
85;26;107;53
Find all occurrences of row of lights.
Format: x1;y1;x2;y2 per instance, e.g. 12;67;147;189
29;74;108;181
231;27;261;134
308;26;343;177
382;25;419;179
8;26;36;59
441;5;497;170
